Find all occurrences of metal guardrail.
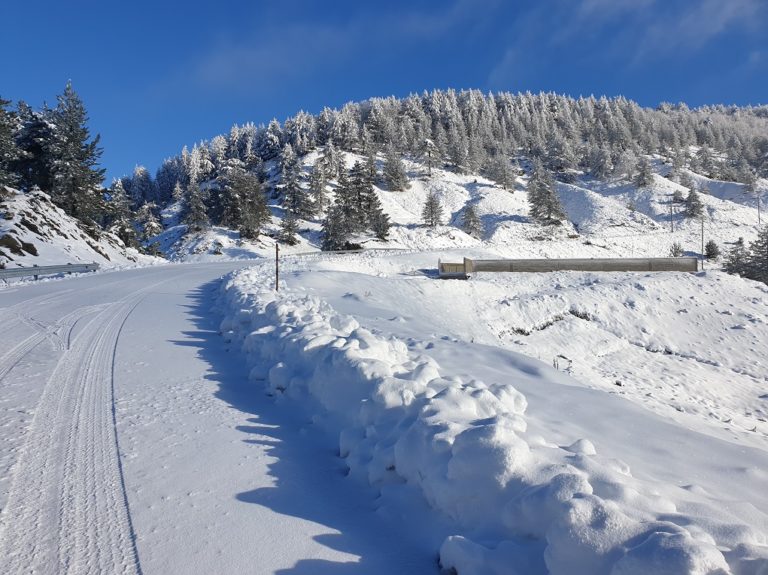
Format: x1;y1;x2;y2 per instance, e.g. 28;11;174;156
439;257;699;278
0;263;100;281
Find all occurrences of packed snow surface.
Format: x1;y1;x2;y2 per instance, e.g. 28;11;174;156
219;250;768;575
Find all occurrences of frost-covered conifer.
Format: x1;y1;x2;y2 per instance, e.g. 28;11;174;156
634;157;654;188
527;159;566;225
685;188;704;218
422;191;443;227
461;204;484;238
184;182;209;232
279;209;299;245
383;146;409;191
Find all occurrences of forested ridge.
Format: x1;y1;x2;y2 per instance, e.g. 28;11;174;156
2;87;766;279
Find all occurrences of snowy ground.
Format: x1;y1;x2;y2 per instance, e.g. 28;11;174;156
0;263;443;574
1;153;766;574
219;249;768;575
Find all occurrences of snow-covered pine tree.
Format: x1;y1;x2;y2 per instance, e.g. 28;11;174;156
235;170;270;240
422;191;443;227
422;138;439;177
13;102;56;194
383;145;409;191
527;159;566;225
685;188;704;218
461;203;484;238
724;238;748;276
279;208;299;245
743;225;768;284
588;146;613;179
364;152;378;187
105;180;138;248
136;202;163;241
487;156;515;190
321;141;342;180
184;182;209;232
321;204;349;251
130;165;156;206
308;159;329;215
49;82;106;221
172;181;184;203
280;144;313;219
634;157;654;188
705;240;720;259
370;208;391;241
0;96;20;188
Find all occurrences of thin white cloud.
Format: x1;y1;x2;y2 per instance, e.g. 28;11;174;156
183;0;503;95
638;0;763;57
487;0;765;90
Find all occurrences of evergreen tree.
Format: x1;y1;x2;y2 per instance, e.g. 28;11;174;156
461;203;484;238
321;204;349;251
172;181;184;203
383;146;409;191
136;202;163;240
370;207;391;240
13;102;56;193
724;238;748;277
704;240;720;259
0;97;20;188
364;152;378;186
742;226;768;284
279;209;299;245
527;159;566;225
422;138;439;176
422;191;443;227
184;182;209;232
685;188;704;218
669;242;684;257
49;82;106;221
321;141;342;179
105;180;138;248
235;170;270;239
634;156;654;188
487;155;515;190
281;150;313;220
588;146;613;179
308;159;329;215
130;165;156;206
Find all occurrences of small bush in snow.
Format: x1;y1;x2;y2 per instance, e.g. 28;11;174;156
669;242;684;257
705;240;720;259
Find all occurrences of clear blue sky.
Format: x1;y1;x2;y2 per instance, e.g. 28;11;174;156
2;0;766;183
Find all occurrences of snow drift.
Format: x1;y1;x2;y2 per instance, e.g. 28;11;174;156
218;258;768;575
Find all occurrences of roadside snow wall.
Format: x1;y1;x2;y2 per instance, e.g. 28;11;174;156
218;267;767;575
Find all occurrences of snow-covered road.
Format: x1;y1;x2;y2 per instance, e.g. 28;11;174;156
0;264;436;574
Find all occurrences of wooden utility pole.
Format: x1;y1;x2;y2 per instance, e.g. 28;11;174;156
701;215;705;271
275;243;279;292
669;202;674;233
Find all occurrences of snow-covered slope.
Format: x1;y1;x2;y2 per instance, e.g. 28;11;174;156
163;150;765;268
219;249;768;575
0;187;155;270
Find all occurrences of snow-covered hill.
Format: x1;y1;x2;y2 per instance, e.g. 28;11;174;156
161;150;765;267
0;187;156;270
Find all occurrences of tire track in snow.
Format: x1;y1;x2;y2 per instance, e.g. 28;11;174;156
0;292;150;574
0;305;105;383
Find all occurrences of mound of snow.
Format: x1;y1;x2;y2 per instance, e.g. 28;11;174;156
217;253;768;575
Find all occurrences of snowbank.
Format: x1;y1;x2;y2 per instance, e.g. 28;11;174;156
218;261;768;575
